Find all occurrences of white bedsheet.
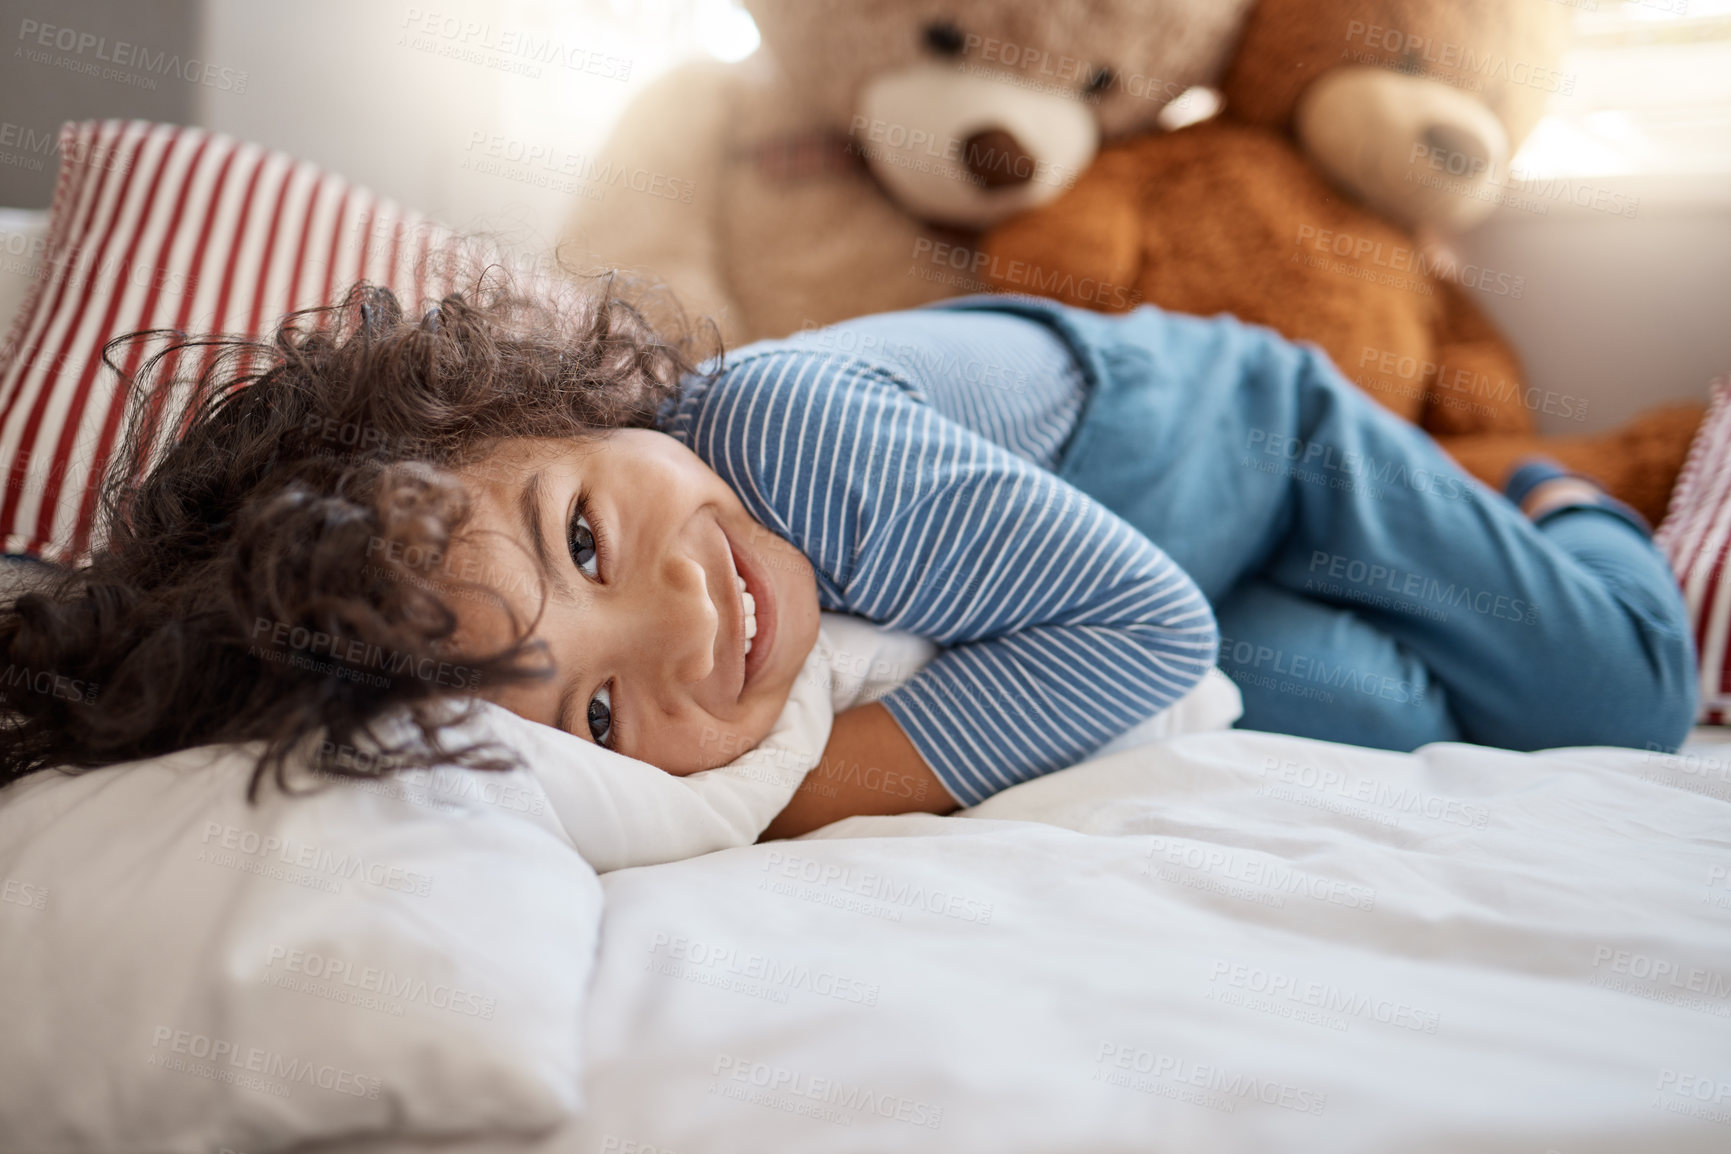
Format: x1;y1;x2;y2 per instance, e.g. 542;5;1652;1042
310;727;1731;1154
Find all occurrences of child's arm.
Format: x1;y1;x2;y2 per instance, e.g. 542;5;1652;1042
760;700;954;840
671;346;1220;813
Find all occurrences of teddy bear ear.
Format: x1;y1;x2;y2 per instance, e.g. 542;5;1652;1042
1221;0;1349;130
1224;0;1574;139
1297;67;1512;231
1224;0;1574;230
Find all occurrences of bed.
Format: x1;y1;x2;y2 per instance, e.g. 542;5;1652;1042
3;127;1729;1152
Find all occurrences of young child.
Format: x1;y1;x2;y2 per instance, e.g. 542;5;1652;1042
0;272;1695;841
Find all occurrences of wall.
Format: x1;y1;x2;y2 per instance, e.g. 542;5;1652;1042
0;0;200;206
195;0;750;254
1456;178;1731;434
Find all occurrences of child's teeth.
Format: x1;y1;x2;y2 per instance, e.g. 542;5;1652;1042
736;573;758;646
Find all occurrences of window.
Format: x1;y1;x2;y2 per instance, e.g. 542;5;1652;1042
1517;0;1731;181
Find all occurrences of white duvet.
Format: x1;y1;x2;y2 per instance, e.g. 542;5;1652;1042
317;727;1731;1154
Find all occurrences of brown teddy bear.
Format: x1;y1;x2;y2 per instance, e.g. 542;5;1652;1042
981;0;1704;525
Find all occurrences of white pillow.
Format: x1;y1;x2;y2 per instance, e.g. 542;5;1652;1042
0;746;598;1154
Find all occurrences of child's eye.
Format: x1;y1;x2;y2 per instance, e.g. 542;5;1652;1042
587;682;615;748
568;503;600;578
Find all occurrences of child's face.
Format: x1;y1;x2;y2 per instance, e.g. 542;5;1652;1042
442;431;821;775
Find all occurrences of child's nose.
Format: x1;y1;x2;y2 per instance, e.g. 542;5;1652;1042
640;548;717;687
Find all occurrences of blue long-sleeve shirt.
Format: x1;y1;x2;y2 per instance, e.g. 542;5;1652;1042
657;302;1218;806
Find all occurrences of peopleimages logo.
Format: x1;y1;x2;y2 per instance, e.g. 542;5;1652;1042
1141;837;1378;912
1305;551;1537;627
463;130;694;203
398;8;632;82
1259;756;1489;830
710;1054;944;1130
648;933;882;1008
1244;428;1478;505
909;237;1143;310
264;945;497;1019
1;876;49;911
1357;345;1590;422
199;822;434;897
1342;20;1575;95
1294;224;1526;299
249;617;481;690
1208;959;1444;1034
148;1026;381;1099
1;662;98;704
759;849;995;924
1092;1042;1329;1115
1591;946;1731;1001
15;19;249;92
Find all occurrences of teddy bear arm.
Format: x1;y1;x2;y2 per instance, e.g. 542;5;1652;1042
1423;280;1535;437
981;158;1145;309
560;59;746;343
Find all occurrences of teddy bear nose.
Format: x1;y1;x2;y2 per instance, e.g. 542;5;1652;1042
963;128;1036;189
1421;123;1494;179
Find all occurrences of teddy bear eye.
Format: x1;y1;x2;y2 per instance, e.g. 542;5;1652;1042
924;21;966;57
1085;65;1116;96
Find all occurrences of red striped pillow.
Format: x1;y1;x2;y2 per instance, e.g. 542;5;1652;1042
0;120;464;562
1656;376;1731;725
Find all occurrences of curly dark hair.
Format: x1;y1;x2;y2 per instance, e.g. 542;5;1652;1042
0;264;717;797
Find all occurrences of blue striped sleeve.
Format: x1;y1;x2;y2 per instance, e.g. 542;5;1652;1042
669;349;1219;807
782;309;1087;470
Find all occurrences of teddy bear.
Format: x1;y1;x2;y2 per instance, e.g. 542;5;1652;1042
979;0;1704;525
557;0;1257;346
